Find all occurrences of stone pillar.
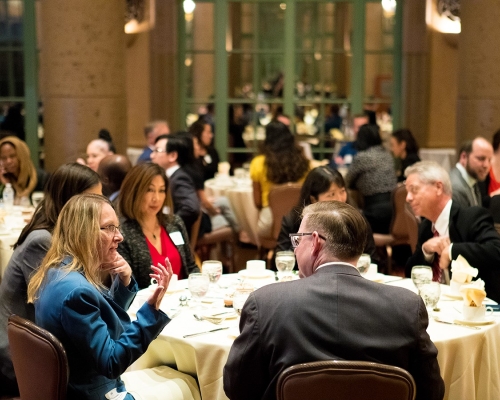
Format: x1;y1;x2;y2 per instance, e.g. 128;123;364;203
39;0;126;171
457;1;500;145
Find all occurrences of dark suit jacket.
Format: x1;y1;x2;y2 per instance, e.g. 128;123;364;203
118;216;199;289
223;264;444;400
406;202;500;302
169;167;200;236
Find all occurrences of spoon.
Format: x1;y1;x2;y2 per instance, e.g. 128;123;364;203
193;314;225;325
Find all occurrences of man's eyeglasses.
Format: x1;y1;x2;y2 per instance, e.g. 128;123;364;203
153;147;167;153
289;232;326;248
100;224;121;235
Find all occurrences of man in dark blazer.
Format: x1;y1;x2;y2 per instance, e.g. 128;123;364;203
405;161;500;302
449;137;493;208
224;201;444;400
151;134;200;236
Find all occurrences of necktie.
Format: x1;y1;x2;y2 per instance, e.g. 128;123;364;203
473;183;481;206
431;228;442;282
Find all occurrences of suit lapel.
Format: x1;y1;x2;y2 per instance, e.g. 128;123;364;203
448;203;461;241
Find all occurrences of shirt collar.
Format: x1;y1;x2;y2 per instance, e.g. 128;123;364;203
455;163;477;188
166;165;180;178
433;199;452;237
315;261;357;272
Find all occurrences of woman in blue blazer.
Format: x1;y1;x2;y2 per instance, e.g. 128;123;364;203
27;194;172;400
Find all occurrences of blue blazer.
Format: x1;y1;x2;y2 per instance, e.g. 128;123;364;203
35;261;169;400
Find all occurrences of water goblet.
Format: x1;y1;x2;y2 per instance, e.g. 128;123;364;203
275;251;295;280
411;265;433;290
188;273;210;310
202;260;223;292
419;282;441;314
232;284;254;316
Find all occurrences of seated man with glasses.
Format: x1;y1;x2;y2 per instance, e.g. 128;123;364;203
224;201;444;400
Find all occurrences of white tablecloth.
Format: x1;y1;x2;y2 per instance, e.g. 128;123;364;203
128;276;500;400
205;177;260;247
0;207;32;278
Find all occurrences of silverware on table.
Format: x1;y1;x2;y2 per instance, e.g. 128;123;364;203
434;318;481;330
183;327;229;338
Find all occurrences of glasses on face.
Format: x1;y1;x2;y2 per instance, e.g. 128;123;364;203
153;147;166;153
289;232;327;249
100;224;121;235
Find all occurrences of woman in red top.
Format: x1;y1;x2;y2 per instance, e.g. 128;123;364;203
489;130;500;195
118;163;199;289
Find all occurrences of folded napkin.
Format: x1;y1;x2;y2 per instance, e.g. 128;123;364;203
451;255;478;283
460;279;486;307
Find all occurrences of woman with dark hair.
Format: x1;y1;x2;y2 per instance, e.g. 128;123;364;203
0;163;101;396
390;129;420;182
118;163;199;289
0;136;47;202
346;124;396;234
189;118;220;181
250;121;310;238
276;166;377;263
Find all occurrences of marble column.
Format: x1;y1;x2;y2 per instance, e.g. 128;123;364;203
457;1;500;145
39;0;126;171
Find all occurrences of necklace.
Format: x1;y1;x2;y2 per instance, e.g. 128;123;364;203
143;221;160;241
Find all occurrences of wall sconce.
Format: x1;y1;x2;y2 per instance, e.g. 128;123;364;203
184;0;196;21
381;0;397;18
426;0;461;34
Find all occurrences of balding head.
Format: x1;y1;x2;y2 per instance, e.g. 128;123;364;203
98;154;132;197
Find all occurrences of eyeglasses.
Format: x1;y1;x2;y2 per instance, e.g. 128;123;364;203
100;224;121;235
289;232;327;248
154;147;167;153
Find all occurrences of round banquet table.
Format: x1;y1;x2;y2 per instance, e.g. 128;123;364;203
205;177;260;247
127;274;500;400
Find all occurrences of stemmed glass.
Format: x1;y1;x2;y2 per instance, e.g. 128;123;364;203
275;251;295;281
232;284;254;316
411;266;433;291
419;282;441;315
188;273;210;310
202;260;223;293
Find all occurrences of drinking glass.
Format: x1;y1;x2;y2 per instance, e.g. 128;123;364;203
356;253;371;275
202;260;223;292
275;251;295;280
188;273;210;310
411;266;433;290
232;284;254;316
419;282;441;312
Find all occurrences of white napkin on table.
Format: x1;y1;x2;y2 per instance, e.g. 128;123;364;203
451;255;478;283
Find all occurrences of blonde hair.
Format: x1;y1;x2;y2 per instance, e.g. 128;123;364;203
0;136;38;198
27;194;111;303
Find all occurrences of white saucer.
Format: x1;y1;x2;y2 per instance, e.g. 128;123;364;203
453;317;495;326
238;269;276;279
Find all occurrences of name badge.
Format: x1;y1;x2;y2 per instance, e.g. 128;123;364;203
169;231;185;246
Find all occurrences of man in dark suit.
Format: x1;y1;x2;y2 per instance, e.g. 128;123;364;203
449;138;493;208
405;161;500;301
151;133;200;236
224;201;444;400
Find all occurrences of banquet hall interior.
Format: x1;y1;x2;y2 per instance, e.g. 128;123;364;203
2;1;500;399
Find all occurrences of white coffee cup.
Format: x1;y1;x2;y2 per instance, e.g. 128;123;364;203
450;279;464;296
462;304;494;321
